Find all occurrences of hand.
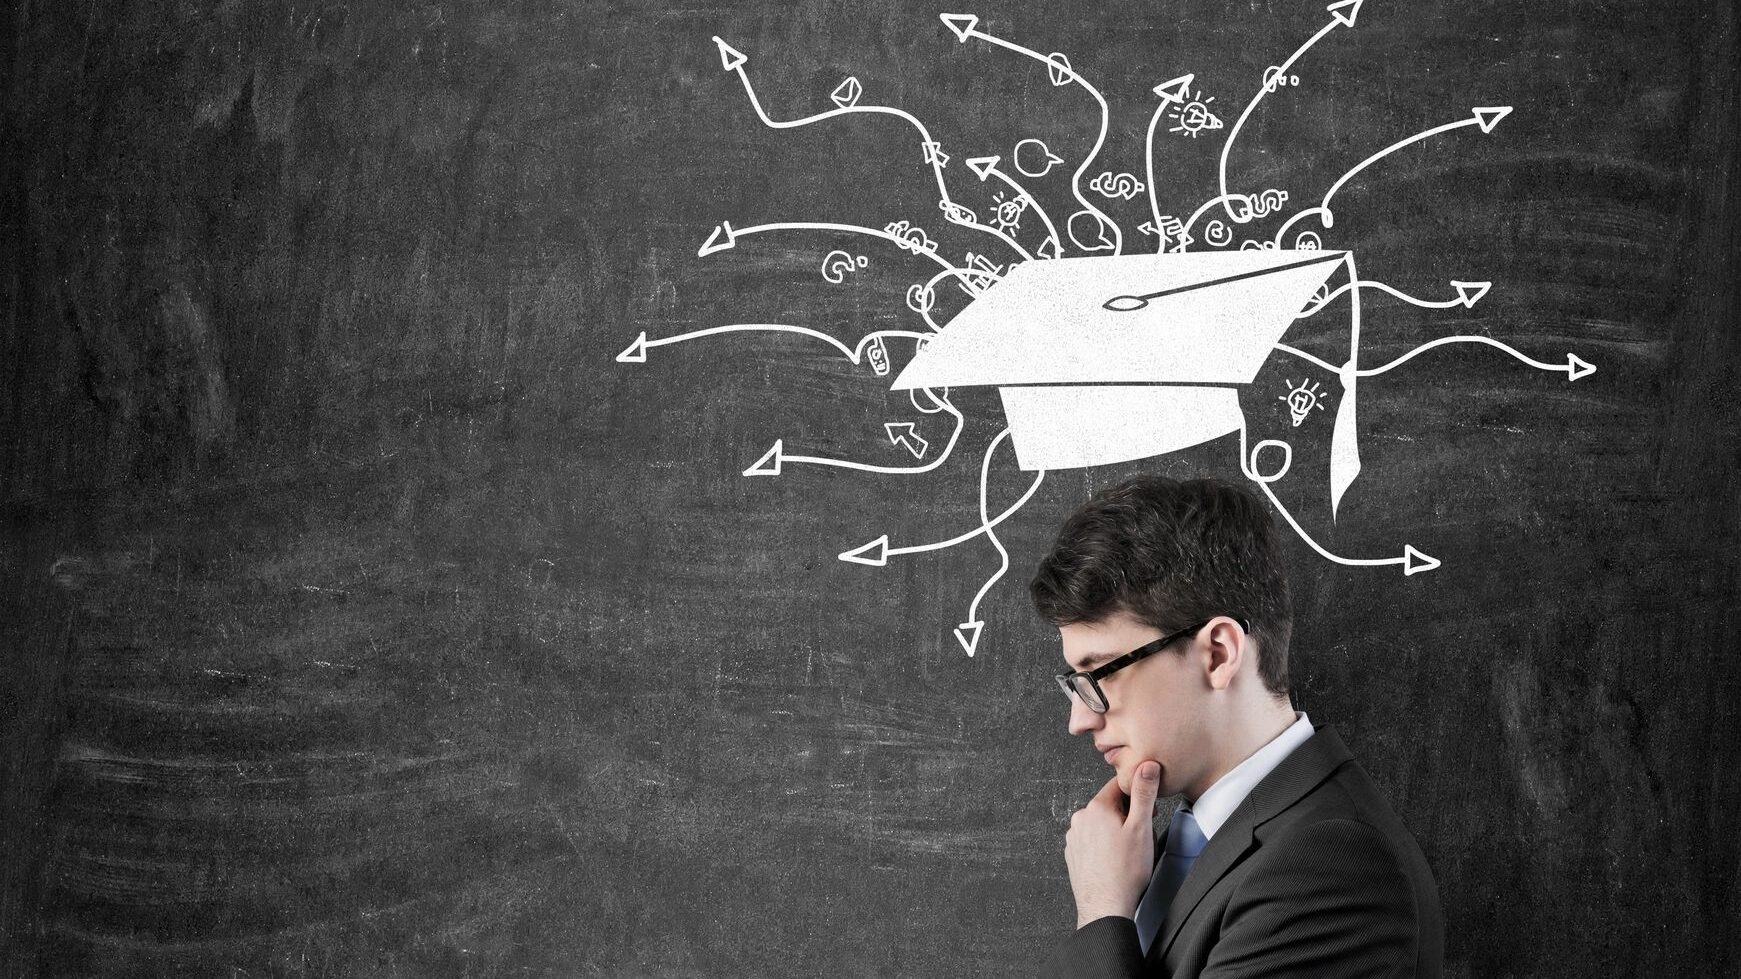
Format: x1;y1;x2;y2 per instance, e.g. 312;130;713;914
1064;760;1162;929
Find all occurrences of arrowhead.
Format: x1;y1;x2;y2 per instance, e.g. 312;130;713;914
1451;280;1492;307
966;156;1000;181
1153;73;1195;103
884;421;917;442
1403;545;1440;576
711;36;747;72
953;621;984;656
1037;237;1062;259
743;440;782;477
940;13;978;42
1138;221;1158;236
839;535;890;567
698;221;735;257
1327;0;1363;27
615;332;648;363
1472;106;1513;133
1567;353;1596;381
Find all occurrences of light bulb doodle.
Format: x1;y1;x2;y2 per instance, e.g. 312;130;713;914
620;11;1598;655
1167;82;1224;138
1280;378;1328;426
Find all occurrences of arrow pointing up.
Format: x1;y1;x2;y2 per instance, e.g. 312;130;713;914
954;621;984;656
1153;73;1195;104
1451;281;1492;307
1327;0;1364;27
616;332;648;363
1403;545;1441;575
940;13;979;42
711;36;747;72
839;535;890;566
743;440;783;477
698;221;736;257
1567;354;1597;381
1472;106;1513;133
966;156;1000;181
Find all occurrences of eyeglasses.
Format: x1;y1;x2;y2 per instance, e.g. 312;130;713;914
1054;616;1251;714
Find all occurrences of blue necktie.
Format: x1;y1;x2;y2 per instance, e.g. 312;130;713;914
1134;806;1207;956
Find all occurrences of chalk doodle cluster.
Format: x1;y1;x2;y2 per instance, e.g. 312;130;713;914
617;3;1596;655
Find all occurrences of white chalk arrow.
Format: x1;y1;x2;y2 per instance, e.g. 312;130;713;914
1153;73;1195;105
885;422;930;459
1568;354;1597;380
698;221;736;256
743;441;783;476
940;13;979;42
959;156;1062;256
838;535;889;566
1036;236;1062;259
1352;336;1597;381
954;621;985;656
1452;281;1493;307
712;36;747;72
1295;280;1494;318
1219;2;1362;221
616;332;648;363
1403;546;1440;575
1473;106;1513;133
966;155;1000;180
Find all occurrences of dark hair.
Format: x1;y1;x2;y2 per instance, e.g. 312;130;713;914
1030;475;1293;700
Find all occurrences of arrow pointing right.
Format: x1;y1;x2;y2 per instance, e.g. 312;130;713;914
1472;106;1513;133
1403;545;1441;575
711;36;747;72
1451;281;1492;307
1567;354;1597;381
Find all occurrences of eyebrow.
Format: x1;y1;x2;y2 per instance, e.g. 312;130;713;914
1069;651;1118;672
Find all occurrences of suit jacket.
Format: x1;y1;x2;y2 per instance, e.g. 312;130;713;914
1042;725;1443;979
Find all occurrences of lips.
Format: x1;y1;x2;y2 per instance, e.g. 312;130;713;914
1099;746;1122;765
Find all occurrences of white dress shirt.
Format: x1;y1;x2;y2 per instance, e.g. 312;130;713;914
1183;711;1315;841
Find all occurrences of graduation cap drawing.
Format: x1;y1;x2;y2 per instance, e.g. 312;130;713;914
891;248;1367;515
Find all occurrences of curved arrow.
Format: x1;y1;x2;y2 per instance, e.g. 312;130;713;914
965;155;1063;257
943;15;1123;254
956;427;1047;656
836;451;1047;566
1353;336;1596;380
1271;106;1514;237
1295;279;1492;319
1145;74;1196;250
1235;415;1436;574
617;324;931;365
1218;0;1364;222
758;388;965;476
700;220;989;293
714;36;1031;261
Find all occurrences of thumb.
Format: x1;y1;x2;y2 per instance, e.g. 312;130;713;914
1126;761;1161;826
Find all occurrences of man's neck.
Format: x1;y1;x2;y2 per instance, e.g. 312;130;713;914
1186;701;1299;804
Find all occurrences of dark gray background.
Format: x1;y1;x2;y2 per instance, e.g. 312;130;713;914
2;0;1735;975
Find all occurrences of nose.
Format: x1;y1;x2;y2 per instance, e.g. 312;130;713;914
1066;694;1104;736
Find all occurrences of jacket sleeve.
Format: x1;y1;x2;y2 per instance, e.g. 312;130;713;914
1198;818;1420;979
1039;915;1151;979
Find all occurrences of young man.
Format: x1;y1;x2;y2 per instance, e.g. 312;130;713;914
1031;475;1443;978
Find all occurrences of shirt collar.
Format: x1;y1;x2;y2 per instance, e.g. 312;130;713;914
1182;711;1315;841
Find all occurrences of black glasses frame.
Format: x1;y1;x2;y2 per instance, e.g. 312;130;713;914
1054;615;1251;714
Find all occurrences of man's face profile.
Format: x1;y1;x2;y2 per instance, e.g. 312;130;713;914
1059;611;1237;800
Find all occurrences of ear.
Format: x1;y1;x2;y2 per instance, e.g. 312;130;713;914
1203;617;1248;691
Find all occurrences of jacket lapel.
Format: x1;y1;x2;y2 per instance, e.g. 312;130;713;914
1154;724;1355;962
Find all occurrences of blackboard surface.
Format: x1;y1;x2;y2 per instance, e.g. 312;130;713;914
1;0;1736;975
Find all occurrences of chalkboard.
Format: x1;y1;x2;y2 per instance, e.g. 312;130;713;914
1;0;1736;975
